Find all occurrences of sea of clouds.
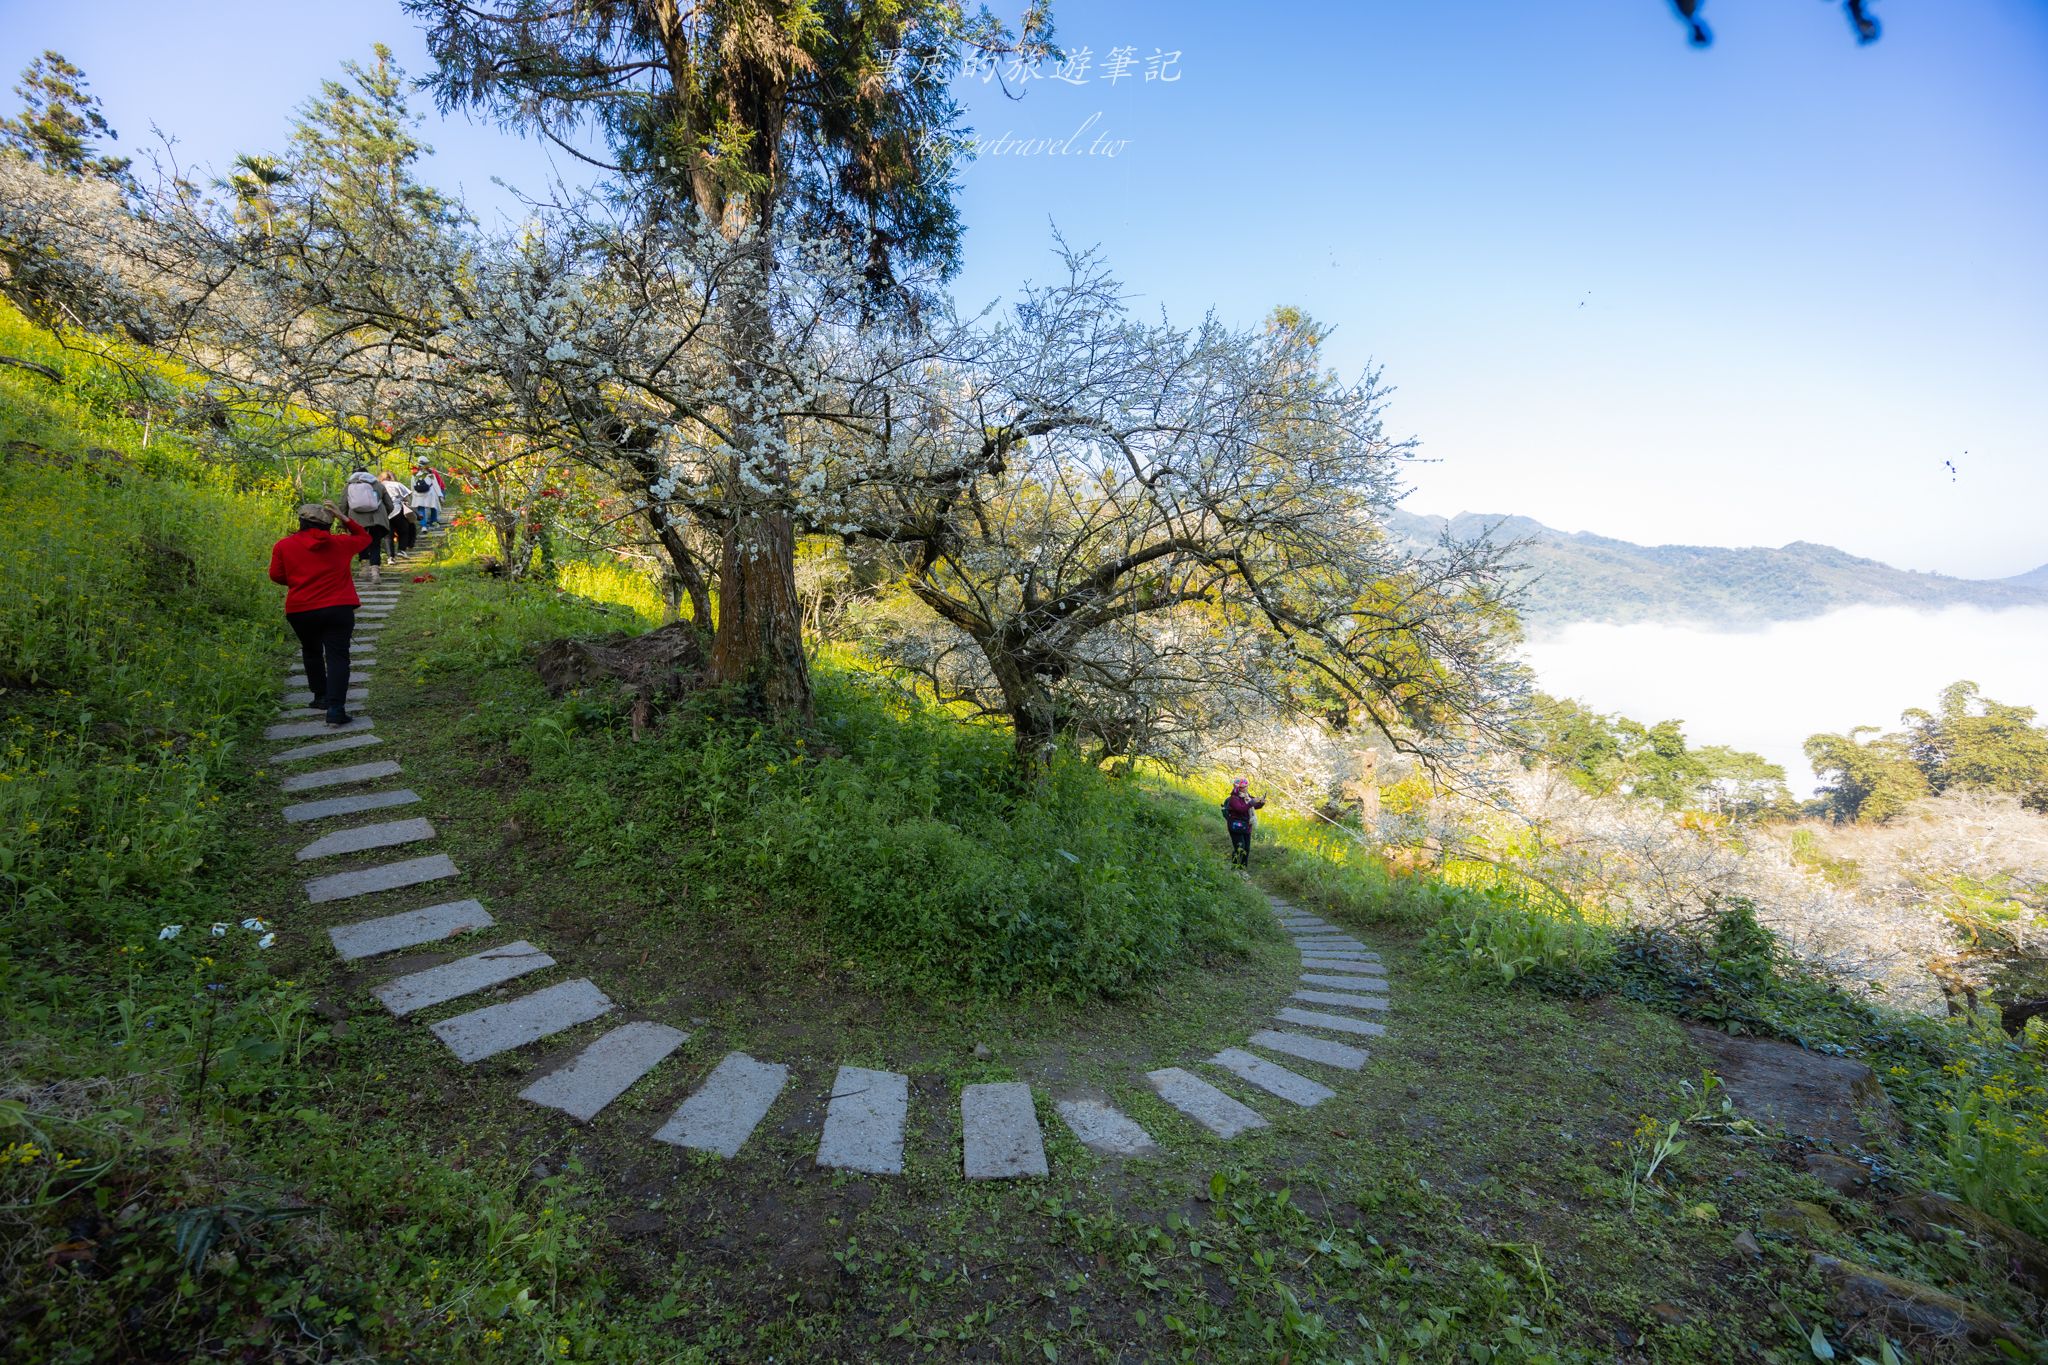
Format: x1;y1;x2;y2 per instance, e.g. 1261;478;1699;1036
1521;605;2048;796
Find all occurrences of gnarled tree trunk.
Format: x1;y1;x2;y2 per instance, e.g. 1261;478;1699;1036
708;508;811;715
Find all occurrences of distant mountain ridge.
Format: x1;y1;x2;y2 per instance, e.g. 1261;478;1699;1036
1386;510;2048;631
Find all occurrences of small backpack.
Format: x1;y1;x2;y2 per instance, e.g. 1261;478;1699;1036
413;474;432;494
345;480;380;515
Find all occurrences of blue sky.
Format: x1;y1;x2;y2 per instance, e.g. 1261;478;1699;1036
5;0;2044;578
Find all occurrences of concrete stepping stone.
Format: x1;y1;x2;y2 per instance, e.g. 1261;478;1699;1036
283;787;420;824
1248;1029;1369;1072
1294;988;1390;1012
961;1082;1048;1179
281;759;401;793
432;978;614;1063
1208;1047;1334;1108
1301;961;1380;974
266;716;373;742
329;898;492;960
304;852;458;904
1275;1007;1386;1039
520;1021;689;1122
288;673;371;689
653;1052;788;1158
375;939;554;1017
1301;970;1389;990
1300;952;1379;964
1055;1098;1159;1157
279;702;372;721
1292;933;1365;945
274;733;384;764
296;816;437;862
1145;1067;1268;1139
816;1065;910;1175
281;688;369;706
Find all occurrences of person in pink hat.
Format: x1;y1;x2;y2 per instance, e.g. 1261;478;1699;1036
1221;777;1266;871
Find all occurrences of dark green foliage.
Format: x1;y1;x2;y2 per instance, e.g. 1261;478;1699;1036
0;50;130;182
1530;692;1791;816
1807;680;2048;822
409;0;1054;299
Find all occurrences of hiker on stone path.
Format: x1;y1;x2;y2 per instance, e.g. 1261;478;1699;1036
269;501;370;728
411;459;445;527
343;467;395;585
380;469;418;557
1221;777;1266;871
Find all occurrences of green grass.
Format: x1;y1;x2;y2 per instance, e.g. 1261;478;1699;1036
399;568;1266;1003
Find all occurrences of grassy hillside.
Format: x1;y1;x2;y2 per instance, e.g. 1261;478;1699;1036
4;298;2042;1361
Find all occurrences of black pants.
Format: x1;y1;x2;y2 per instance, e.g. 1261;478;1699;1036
1229;823;1252;868
394;514;417;553
287;604;355;720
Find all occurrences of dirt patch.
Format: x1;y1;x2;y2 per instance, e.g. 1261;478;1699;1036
534;622;707;711
1686;1025;1897;1148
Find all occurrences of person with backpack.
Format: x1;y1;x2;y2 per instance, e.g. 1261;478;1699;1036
1221;778;1266;872
380;469;418;556
343;467;394;584
411;460;444;527
269;501;371;727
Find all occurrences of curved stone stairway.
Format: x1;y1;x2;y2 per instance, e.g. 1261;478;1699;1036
271;545;1394;1180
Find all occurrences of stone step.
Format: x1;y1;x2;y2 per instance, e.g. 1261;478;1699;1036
288;673;372;689
304;852;458;904
283;787;420;824
816;1065;910;1175
1208;1047;1334;1108
432;978;613;1063
1293;988;1389;1012
278;703;372;722
273;733;384;764
1291;934;1366;948
296;816;436;862
329;898;492;960
1300;952;1379;965
281;688;369;707
1274;1007;1386;1039
1054;1098;1159;1157
281;759;401;793
1248;1028;1370;1071
1300;970;1390;990
520;1021;689;1122
375;939;554;1017
961;1081;1048;1179
653;1052;788;1158
1145;1067;1267;1139
266;716;374;742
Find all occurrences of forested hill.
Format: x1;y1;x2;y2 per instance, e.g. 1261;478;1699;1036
1386;510;2048;630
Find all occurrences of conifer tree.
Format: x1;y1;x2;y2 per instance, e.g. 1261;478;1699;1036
0;50;131;183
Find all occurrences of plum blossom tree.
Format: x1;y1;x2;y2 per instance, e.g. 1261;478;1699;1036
834;253;1529;772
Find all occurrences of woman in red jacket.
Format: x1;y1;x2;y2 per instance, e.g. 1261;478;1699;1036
269;502;372;727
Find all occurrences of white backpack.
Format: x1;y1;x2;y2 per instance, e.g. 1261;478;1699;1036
345;480;381;515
